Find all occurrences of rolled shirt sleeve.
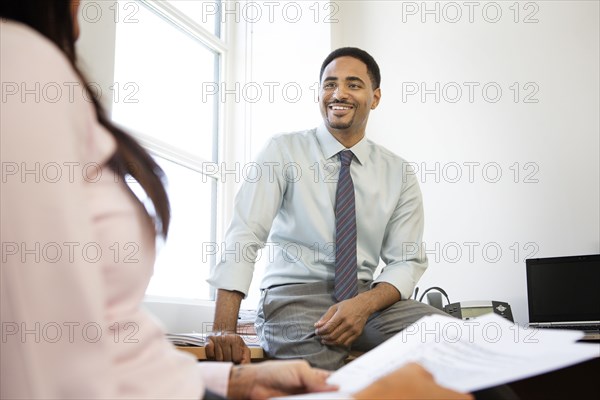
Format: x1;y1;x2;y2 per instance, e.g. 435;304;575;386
197;362;232;398
207;139;288;296
375;167;428;300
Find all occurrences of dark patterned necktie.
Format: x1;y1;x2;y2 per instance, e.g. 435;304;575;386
334;150;358;301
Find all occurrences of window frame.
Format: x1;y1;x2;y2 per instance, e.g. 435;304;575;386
114;0;251;301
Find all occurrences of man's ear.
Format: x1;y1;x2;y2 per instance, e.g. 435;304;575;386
371;87;381;110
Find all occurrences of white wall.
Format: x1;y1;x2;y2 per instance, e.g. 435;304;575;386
143;297;215;333
332;1;600;323
76;0;117;112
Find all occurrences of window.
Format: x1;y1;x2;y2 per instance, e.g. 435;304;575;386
112;0;223;299
111;0;332;304
166;0;221;36
113;3;218;161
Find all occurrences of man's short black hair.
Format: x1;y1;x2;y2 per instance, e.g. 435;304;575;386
319;47;381;89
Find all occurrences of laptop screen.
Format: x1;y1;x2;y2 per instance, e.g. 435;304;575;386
526;254;600;323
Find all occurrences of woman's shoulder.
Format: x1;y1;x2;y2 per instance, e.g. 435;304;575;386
1;20;115;165
1;20;78;84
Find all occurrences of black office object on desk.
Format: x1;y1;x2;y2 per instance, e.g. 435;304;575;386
526;254;600;340
444;300;514;322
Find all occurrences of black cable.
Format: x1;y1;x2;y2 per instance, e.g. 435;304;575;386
417;286;451;305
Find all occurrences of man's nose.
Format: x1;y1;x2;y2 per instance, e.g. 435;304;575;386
333;86;349;100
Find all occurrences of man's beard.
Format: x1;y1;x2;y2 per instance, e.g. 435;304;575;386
327;116;354;130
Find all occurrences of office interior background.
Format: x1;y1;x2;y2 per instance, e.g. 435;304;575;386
77;0;599;327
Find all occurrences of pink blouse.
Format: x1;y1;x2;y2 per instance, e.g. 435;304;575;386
0;21;230;399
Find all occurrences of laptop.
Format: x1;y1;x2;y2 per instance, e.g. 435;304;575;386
526;254;600;341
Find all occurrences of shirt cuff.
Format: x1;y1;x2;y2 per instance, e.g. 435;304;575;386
198;362;232;398
373;265;424;300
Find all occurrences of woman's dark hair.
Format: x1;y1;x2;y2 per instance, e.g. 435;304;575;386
1;1;170;237
320;47;381;89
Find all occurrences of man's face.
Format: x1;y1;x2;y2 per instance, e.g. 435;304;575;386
319;56;381;136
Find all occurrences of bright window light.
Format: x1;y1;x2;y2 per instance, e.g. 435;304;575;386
112;1;218;161
112;1;219;299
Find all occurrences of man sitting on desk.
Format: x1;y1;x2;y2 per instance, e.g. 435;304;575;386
207;47;445;370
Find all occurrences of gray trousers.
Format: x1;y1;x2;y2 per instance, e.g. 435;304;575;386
256;280;447;370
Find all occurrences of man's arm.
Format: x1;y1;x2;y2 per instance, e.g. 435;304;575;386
314;282;401;347
205;289;250;364
376;163;428;299
206;139;288;363
213;289;244;333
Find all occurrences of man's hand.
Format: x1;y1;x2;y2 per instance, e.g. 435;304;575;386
227;360;337;399
314;297;370;347
314;283;401;347
207;289;248;363
205;331;251;364
354;362;473;400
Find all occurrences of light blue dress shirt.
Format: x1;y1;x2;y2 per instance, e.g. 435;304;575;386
208;124;427;300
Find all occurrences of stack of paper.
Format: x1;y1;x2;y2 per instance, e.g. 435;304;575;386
330;313;599;395
166;332;206;347
238;308;258;336
281;313;599;398
166;331;261;347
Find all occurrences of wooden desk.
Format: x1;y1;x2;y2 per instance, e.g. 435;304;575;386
177;345;265;361
178;345;365;365
509;357;600;399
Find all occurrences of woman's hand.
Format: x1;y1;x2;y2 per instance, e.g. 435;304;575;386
227;360;338;399
354;363;474;400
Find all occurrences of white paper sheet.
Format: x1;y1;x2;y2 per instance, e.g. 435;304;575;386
276;313;599;399
328;313;599;394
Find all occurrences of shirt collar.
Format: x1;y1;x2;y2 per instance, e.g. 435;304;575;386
316;124;369;165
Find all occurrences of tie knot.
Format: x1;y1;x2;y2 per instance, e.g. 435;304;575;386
339;150;353;167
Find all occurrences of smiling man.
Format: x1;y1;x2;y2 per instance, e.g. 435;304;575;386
320;55;378;146
207;47;445;370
